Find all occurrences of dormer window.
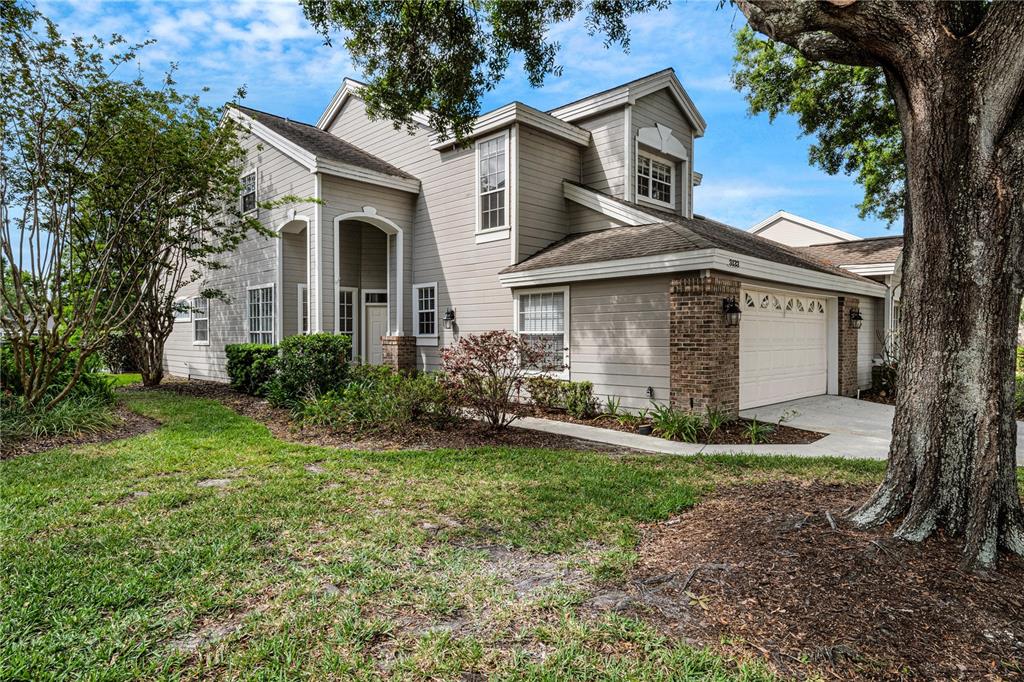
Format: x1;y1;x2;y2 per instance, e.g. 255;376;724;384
636;151;674;208
476;132;507;232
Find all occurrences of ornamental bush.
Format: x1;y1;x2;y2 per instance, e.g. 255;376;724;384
525;375;566;411
564;380;599;419
264;333;351;408
225;343;278;396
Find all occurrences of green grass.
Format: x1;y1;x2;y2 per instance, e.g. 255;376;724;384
102;372;143;387
1;390;894;680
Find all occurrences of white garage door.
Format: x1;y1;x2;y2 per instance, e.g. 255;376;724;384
739;288;828;409
857;299;882;389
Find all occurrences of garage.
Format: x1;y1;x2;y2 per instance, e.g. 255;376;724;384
739;288;828;409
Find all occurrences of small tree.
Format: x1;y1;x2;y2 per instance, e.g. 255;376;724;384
441;330;554;429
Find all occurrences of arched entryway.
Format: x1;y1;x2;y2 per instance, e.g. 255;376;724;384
276;215;310;343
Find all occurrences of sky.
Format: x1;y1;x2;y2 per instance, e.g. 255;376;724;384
39;0;899;238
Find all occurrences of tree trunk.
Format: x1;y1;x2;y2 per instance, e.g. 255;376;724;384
129;307;173;388
852;65;1024;568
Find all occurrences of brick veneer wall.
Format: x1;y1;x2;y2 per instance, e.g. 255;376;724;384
837;296;860;397
669;274;741;416
381;336;416;372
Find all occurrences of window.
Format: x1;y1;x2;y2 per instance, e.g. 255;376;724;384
476;133;507;232
192;297;209;345
636;152;673;207
247;285;274;344
173;298;191;323
338;287;357;358
517;288;569;375
365;291;387;304
413;283;437;341
297;284;308;334
240;170;257;213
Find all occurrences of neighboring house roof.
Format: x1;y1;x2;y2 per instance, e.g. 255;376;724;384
749;210;860;243
800;236;904;266
500;183;885;298
233;105;415;181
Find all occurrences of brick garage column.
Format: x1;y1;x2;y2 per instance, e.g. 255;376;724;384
381;336;416;372
836;297;860;397
669;274;741;416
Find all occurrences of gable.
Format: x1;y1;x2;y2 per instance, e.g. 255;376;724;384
750;212;860;247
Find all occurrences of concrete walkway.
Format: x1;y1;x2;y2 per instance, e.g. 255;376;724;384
512;395;1024;464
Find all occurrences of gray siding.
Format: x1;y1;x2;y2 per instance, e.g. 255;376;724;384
632;89;695;216
575;108;626;199
164;131;316;381
568;202;629;233
569;275;671;410
281;228;308;337
516;125;580;260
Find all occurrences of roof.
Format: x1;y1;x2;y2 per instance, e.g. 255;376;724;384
748;210;860;243
232;104;416;181
800;236;904;266
504;182;875;285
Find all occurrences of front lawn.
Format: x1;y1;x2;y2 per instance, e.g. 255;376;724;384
0;389;896;680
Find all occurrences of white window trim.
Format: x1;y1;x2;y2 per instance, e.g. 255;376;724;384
296;283;308;335
246;283;275;344
337;286;359;357
191;297;209;346
513;285;570;381
635;149;675;210
412;282;439;346
173;298;191;323
240;167;258;215
474;130;511;240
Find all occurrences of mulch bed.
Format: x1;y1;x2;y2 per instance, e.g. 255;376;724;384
143;379;634;453
858;389;896;407
530;408;825;445
1;407;160;459
628;481;1024;680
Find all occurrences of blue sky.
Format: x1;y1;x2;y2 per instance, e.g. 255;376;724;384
41;0;899;237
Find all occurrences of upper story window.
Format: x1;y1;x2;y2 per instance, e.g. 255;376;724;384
636;152;673;208
476;132;507;232
240;170;257;213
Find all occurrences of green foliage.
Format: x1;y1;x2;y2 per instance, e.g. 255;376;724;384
732;26;904;224
744;418;775;445
1015;375;1023;416
0;343;113;404
564;380;599;420
263;333;352;408
525;375;566;411
97;331;139;374
703;406;731;439
604;395;622;418
299;365;456;430
1017;346;1023;373
224;343;278;396
299;0;668;141
0;393;117;442
650;404;701;443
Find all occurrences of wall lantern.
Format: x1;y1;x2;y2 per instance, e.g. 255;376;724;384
849;308;864;330
722;298;741;327
443;307;456;330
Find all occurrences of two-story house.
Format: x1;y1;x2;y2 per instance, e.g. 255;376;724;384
164;69;887;415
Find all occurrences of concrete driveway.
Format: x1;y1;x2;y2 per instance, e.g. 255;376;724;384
741;395;1024;464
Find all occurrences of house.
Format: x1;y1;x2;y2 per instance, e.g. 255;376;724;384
164;68;888;415
750;210;904;388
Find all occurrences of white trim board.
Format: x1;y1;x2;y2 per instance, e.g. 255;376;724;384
430;102;590;150
843;263;896;276
562;181;659;226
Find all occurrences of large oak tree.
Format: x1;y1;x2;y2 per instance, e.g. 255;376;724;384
302;0;1024;567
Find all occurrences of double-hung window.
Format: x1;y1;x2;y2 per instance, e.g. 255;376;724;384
240;170;257;213
173;298;191;323
413;283;437;343
338;287;357;359
517;287;569;376
636;152;673;207
476;133;507;232
247;284;274;344
192;297;209;345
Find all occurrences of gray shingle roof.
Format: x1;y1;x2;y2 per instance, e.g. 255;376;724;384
799;236;904;266
502;183;874;284
233;105;416;181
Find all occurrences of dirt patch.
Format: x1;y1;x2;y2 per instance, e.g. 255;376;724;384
1;407;160;459
531;408;825;445
628;481;1024;680
145;379;636;453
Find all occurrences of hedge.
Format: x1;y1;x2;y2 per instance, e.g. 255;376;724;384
225;343;278;396
264;333;351;407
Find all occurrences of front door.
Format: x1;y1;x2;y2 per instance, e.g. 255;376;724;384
364;305;387;365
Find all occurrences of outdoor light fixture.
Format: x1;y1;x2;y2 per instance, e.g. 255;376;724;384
443;307;456;330
849;308;864;330
722;297;741;327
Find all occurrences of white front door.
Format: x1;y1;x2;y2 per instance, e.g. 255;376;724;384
739;288;828;409
364;305;387;365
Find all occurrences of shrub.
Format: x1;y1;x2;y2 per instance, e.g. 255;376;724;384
564;380;599;419
525;375;566;411
441;330;553;429
265;333;351;407
1015;374;1023;415
1;393;118;442
704;406;732;439
1017;346;1023;373
1;342;109;403
650;404;701;442
744;418;775;445
225;343;278;396
98;331;139;374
